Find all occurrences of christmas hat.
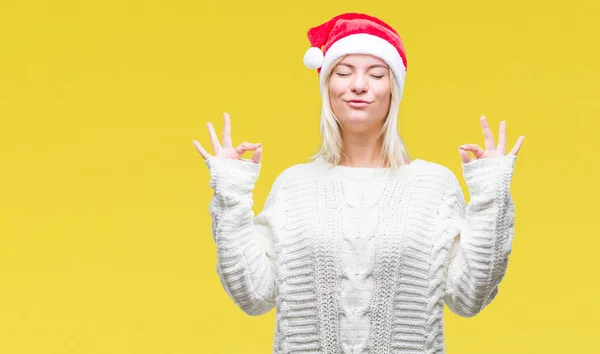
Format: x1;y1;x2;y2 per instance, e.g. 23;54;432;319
303;13;407;97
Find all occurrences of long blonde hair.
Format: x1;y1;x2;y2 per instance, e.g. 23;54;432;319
309;56;412;171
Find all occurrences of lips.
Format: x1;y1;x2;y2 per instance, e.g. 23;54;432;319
345;99;372;108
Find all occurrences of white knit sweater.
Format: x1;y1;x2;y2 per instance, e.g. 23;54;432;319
205;154;517;354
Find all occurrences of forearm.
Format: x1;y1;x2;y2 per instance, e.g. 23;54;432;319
445;156;517;317
206;157;277;316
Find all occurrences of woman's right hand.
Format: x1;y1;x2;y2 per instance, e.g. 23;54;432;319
192;112;262;164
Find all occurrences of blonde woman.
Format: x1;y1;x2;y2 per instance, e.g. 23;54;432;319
193;12;524;354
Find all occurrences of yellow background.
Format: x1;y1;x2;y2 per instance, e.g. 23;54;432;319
0;0;597;353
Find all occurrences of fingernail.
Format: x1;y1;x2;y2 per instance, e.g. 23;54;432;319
257;143;262;146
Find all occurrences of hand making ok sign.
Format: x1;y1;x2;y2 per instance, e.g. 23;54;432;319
192;112;262;164
458;115;525;163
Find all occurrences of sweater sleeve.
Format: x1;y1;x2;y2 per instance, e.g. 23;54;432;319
205;156;286;316
442;155;517;318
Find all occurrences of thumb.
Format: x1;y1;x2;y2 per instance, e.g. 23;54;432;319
252;146;262;164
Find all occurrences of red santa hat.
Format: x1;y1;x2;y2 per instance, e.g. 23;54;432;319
303;13;408;98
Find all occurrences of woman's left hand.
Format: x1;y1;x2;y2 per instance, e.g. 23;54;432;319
458;115;525;163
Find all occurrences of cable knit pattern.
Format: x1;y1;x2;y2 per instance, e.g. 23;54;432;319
205;154;517;354
338;179;386;354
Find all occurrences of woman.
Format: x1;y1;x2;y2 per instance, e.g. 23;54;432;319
193;13;524;354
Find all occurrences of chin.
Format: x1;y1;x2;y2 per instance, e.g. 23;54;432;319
338;116;377;132
342;109;370;119
341;111;376;125
336;109;387;132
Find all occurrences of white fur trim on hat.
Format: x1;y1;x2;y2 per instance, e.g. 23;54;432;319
318;33;406;95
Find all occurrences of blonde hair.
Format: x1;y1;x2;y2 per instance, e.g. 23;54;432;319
309;56;412;171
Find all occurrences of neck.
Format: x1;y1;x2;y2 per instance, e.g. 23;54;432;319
339;129;384;167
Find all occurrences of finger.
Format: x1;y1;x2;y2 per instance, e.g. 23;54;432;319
235;142;261;155
252;147;262;164
498;120;506;155
458;148;471;163
192;140;211;160
459;143;485;158
206;122;222;153
508;135;525;156
480;115;496;151
222;112;232;148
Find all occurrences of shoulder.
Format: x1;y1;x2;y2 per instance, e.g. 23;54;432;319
413;158;458;180
411;158;463;195
410;160;467;216
266;160;320;192
276;158;332;179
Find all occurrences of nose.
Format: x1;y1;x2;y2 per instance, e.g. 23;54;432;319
350;73;368;93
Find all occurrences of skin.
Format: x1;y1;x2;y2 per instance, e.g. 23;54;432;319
459;116;525;163
328;54;391;167
193;112;262;164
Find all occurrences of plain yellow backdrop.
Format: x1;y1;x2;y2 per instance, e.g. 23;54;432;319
0;0;598;353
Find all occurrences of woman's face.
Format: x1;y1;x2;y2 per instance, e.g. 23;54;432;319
328;54;391;133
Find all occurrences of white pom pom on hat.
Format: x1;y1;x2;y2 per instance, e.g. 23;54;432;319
303;47;325;70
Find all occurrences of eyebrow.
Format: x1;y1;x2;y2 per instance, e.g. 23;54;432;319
337;62;389;69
